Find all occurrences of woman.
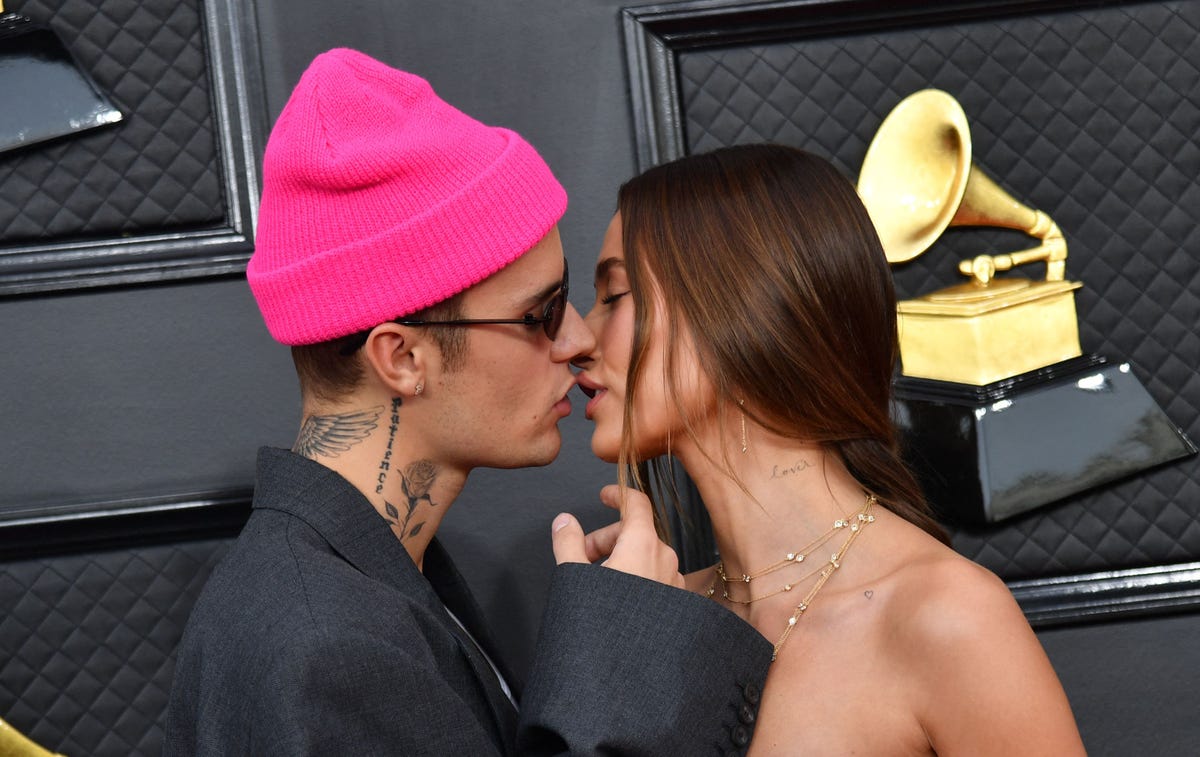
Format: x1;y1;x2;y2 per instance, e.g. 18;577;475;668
574;144;1085;755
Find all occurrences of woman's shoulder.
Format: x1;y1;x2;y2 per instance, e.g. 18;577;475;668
878;539;1027;653
869;527;1086;753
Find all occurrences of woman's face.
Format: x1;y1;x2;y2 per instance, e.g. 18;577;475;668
577;213;711;463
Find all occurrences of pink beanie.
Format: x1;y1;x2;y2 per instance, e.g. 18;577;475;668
247;48;567;345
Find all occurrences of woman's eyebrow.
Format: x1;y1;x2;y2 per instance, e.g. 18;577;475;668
593;256;625;286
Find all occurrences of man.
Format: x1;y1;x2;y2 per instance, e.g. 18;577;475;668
164;48;770;756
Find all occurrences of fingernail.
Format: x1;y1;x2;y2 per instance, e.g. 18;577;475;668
552;513;572;533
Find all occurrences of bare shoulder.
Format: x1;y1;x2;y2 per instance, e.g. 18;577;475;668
875;541;1047;697
877;536;1086;755
888;548;1026;650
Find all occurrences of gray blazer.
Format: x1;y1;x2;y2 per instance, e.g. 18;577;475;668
164;448;771;755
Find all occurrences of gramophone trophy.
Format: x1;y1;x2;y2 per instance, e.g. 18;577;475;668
858;89;1195;526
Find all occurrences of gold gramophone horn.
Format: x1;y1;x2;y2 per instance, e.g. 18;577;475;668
857;89;1066;287
856;89;1083;385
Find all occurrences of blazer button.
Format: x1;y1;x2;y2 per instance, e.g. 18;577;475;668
739;703;756;725
742;682;761;705
731;724;751;747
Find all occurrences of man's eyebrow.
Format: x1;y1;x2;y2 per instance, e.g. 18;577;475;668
594;256;625;285
516;273;565;309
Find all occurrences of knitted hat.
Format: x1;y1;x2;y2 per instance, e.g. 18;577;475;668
247;48;567;345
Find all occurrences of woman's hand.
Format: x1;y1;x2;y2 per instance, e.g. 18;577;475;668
551;485;686;589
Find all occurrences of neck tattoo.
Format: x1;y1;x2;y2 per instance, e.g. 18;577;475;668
293;405;382;459
376;398;402;493
382;459;440;540
371;397;441;542
769;459;813;479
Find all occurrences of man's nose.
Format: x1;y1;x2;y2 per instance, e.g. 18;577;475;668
550;302;596;363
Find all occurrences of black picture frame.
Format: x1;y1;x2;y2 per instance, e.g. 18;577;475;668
622;0;1118;171
0;0;267;295
620;0;1200;626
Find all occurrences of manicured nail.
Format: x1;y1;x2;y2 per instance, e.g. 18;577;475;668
552;513;572;533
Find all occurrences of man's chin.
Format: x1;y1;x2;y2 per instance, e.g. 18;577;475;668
485;436;562;469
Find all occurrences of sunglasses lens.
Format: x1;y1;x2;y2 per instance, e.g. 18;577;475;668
544;260;569;340
544;292;565;340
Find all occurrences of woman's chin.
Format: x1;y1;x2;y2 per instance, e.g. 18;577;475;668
589;435;620;464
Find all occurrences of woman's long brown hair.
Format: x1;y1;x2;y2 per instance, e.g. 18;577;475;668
616;143;949;544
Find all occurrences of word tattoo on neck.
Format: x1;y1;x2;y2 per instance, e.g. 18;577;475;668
376;398;402;494
769;458;813;480
383;459;440;540
293;406;383;459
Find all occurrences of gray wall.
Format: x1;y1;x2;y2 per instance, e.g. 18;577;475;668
0;0;1195;753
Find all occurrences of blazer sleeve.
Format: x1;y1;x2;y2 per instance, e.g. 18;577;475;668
517;563;772;757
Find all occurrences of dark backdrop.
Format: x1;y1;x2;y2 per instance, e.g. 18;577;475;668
0;1;1196;755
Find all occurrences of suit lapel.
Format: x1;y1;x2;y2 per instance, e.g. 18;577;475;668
424;540;524;701
426;544;519;750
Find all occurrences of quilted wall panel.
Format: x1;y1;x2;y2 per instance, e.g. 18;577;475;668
0;539;231;757
676;1;1200;579
0;0;224;244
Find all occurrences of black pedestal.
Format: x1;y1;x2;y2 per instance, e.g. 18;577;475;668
893;355;1197;527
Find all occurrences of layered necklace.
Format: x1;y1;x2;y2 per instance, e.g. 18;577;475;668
706;493;876;661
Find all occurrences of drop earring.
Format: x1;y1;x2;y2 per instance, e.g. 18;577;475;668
739;398;748;454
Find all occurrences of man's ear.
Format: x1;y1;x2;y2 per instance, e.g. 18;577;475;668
361;323;427;398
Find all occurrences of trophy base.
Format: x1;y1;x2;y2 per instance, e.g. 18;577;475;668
897;280;1083;386
893;355;1197;527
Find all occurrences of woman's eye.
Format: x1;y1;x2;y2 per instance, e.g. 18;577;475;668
600;291;630;305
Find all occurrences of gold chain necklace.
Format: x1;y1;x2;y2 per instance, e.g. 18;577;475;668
771;496;873;660
703;494;876;661
713;558;833;605
714;517;844;585
707;494;876;604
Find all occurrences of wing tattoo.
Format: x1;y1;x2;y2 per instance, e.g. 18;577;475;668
292;405;384;459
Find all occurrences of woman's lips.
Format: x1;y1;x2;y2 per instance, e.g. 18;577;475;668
575;373;606;420
583;387;606;420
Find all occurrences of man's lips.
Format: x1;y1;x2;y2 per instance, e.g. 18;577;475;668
554;379;578;418
553;394;573;418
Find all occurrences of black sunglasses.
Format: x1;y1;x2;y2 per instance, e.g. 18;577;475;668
339;259;569;355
